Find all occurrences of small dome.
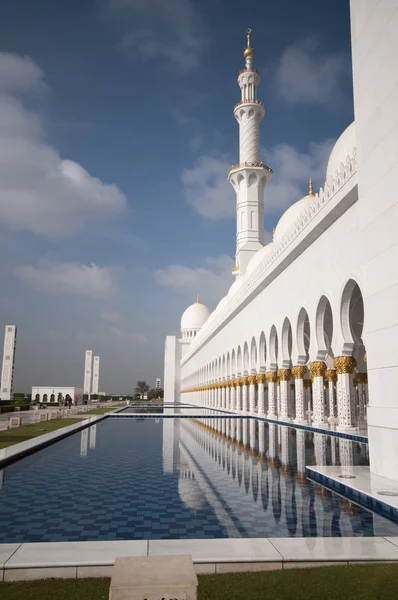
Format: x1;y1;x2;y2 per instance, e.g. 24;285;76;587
273;179;315;241
326;121;355;182
180;296;211;332
246;243;274;276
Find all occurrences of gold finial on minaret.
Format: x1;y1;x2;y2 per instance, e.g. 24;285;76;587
244;28;254;60
309;177;314;196
196;294;201;303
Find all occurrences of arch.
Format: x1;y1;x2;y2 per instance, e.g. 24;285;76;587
281;317;293;367
296;307;311;365
231;349;236;376
237;346;243;375
269;326;278;370
340;278;365;361
259;331;267;370
243;342;250;374
222;354;226;379
250;337;258;373
248;173;257;186
315;295;334;361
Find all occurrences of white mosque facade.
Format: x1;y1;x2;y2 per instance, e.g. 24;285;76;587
164;0;398;484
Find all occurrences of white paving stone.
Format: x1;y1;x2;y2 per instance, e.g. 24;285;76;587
269;537;398;562
0;544;20;568
307;465;398;511
148;538;282;563
5;540;147;568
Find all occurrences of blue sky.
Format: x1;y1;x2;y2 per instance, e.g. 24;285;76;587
0;0;354;393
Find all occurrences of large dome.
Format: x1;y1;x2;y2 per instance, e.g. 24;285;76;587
326;121;355;182
180;297;211;332
273;179;315;242
246;242;274;277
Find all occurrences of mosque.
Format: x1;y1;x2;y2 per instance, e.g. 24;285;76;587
164;1;398;486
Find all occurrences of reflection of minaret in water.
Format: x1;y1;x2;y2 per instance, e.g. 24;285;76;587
80;428;88;457
89;424;97;450
162;416;180;474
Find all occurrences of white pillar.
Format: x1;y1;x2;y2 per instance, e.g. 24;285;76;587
256;374;265;415
325;369;337;422
221;383;226;410
334;356;357;430
242;378;249;413
278;369;291;420
310;362;327;428
292;366;307;424
231;382;237;412
248;375;256;413
236;381;242;413
266;372;277;418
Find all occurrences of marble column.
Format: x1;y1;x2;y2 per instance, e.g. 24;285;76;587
221;382;226;410
303;379;312;420
356;373;367;422
325;369;337;423
289;383;295;419
310;361;327;428
236;380;242;413
241;377;249;413
266;372;278;418
278;369;291;420
256;374;266;415
277;378;281;416
292;366;307;424
231;381;237;412
333;356;357;430
248;375;256;414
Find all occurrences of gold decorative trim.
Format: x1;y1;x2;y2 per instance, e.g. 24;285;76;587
292;365;306;380
325;369;337;383
310;361;327;378
229;161;273;173
256;373;266;384
247;375;256;385
278;368;291;382
266;371;278;384
333;356;357;374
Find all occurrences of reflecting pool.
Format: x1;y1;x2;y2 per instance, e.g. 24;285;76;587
0;416;397;542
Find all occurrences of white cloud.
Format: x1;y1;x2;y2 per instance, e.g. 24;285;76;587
264;138;335;211
181;139;334;221
101;310;122;323
155;254;234;308
15;261;120;299
108;0;204;72
0;52;126;237
274;37;349;106
110;327;148;345
181;155;234;220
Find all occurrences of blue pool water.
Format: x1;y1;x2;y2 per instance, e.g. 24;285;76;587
1;416;398;542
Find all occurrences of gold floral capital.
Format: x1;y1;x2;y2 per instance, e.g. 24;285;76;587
303;379;312;389
247;375;256;385
333;356;357;374
292;365;306;380
325;369;337;383
278;369;291;382
310;361;327;378
265;371;278;384
256;373;266;384
356;372;366;384
241;377;249;386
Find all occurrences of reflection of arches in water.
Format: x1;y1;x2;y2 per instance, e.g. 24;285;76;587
331;506;342;537
244;456;250;494
222;444;226;470
271;468;282;523
285;475;297;537
232;448;237;480
261;465;269;511
237;452;243;486
227;446;231;475
308;486;318;537
252;467;259;502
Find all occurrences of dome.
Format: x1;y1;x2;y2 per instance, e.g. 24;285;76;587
245;242;274;277
228;277;245;298
215;296;228;312
273;179;315;241
180;296;211;332
326;121;355;182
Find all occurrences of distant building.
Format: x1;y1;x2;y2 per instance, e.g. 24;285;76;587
31;386;83;403
156;378;161;389
92;356;100;395
83;350;93;396
1;325;17;401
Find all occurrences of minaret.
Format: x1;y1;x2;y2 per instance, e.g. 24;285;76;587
228;29;272;277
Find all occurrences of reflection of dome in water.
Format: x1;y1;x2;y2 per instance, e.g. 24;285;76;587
178;469;206;511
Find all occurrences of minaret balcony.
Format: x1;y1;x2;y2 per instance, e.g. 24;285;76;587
238;67;260;76
234;99;264;110
229;161;273;174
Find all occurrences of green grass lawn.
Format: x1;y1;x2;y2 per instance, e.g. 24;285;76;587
0;418;81;449
1;564;398;600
